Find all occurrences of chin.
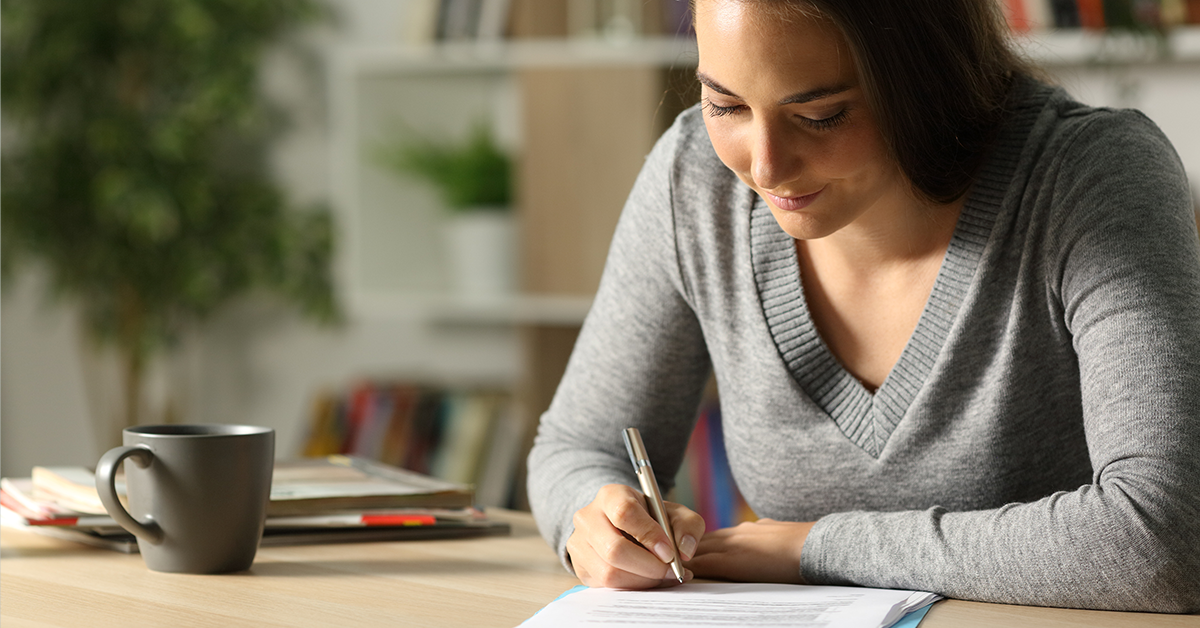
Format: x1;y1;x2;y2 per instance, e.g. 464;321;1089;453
768;206;842;241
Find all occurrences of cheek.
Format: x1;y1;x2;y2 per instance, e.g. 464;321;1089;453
823;118;894;181
806;126;880;180
703;119;752;177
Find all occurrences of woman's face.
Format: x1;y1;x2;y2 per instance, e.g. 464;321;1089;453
694;0;910;240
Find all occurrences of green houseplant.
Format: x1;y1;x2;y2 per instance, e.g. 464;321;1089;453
375;121;513;212
1;0;339;446
376;121;517;296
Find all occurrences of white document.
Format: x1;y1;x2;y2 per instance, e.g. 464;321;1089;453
520;583;940;628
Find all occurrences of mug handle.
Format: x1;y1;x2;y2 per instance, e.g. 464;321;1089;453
95;445;164;544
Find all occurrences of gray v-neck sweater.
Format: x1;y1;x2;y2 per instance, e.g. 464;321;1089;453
526;80;1200;612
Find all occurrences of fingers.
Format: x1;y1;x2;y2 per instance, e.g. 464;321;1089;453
566;484;700;589
602;485;678;561
663;500;705;561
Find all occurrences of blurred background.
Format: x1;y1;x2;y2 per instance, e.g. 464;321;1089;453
2;0;1198;514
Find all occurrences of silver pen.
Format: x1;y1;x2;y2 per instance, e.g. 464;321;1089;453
622;427;686;584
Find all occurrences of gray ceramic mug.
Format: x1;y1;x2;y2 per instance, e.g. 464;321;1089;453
95;424;274;574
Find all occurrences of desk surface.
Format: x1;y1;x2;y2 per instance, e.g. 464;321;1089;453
2;510;1194;628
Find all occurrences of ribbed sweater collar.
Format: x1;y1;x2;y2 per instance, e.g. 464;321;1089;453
750;79;1052;458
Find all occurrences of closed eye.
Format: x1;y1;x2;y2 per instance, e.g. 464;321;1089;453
704;97;851;132
702;98;745;118
803;108;850;131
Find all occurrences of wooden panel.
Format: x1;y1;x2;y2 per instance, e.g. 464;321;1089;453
517;66;661;295
511;325;581;510
509;0;569;38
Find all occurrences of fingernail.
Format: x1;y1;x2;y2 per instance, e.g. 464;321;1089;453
678;535;697;560
653;542;674;563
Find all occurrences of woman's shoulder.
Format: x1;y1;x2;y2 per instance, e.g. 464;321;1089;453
1028;81;1182;176
1012;81;1195;282
1008;79;1189;226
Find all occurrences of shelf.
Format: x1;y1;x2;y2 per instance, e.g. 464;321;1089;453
331;36;699;77
327;37;692;323
1015;25;1200;65
348;292;594;327
329;28;1200;75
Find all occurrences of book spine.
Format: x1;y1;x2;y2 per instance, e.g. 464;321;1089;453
475;394;521;508
1051;0;1082;27
406;389;445;475
301;391;341;458
343;382;376;454
706;406;736;529
1102;0;1137;27
404;0;442;45
687;406;716;530
1004;0;1034;33
379;386;418;468
476;0;512;40
1077;0;1107;28
1025;0;1054;30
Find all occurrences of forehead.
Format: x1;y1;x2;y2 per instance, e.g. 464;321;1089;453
693;0;856;93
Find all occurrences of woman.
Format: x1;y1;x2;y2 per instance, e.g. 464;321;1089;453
526;0;1200;612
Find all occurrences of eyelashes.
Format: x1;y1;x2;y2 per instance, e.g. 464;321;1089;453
701;98;745;118
804;108;850;131
701;97;851;131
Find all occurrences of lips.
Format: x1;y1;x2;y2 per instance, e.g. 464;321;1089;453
764;187;824;211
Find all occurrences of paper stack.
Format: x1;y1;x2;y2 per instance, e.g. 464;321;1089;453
1;455;508;553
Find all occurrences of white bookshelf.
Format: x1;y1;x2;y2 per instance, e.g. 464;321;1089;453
351;291;594;326
1015;25;1200;65
327;37;697;327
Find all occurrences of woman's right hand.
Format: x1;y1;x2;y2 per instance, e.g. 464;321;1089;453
566;483;705;589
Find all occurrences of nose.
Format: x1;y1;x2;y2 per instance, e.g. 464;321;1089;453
750;118;799;191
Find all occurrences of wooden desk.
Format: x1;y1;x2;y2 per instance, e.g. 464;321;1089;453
2;510;1194;627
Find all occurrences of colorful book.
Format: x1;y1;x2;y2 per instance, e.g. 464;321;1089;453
674;400;754;531
299;383;521;507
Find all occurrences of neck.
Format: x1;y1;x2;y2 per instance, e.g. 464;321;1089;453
802;191;964;274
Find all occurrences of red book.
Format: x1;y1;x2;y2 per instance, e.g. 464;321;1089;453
341;381;377;454
1076;0;1106;28
1004;0;1034;33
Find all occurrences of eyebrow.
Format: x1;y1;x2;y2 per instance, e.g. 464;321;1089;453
695;71;852;106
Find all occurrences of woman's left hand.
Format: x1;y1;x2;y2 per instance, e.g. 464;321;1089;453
685;518;815;583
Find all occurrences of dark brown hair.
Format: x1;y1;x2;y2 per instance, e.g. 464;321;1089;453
696;0;1034;204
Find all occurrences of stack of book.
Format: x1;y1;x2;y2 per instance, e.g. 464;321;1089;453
0;455;509;553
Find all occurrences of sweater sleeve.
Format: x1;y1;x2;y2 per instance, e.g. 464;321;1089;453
525;118;713;572
799;111;1200;613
